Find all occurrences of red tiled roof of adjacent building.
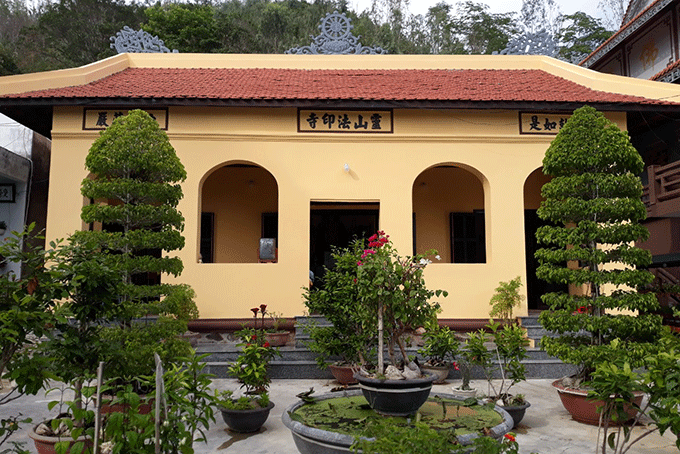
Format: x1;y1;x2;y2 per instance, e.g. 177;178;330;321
3;67;675;106
580;0;665;67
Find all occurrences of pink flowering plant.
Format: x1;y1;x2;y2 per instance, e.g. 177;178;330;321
355;231;447;375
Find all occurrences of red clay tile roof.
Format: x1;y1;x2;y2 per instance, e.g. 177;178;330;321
3;67;674;106
652;58;680;81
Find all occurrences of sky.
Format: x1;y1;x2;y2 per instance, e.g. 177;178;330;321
349;0;602;21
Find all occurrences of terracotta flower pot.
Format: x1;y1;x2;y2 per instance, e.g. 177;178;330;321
328;364;358;385
552;379;644;425
421;364;451;384
99;395;154;415
265;331;288;347
28;424;93;454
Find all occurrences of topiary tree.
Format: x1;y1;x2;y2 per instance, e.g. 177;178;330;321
72;109;197;385
536;105;662;382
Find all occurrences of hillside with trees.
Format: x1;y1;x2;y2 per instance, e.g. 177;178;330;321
0;0;614;74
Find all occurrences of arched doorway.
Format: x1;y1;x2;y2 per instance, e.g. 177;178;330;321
412;165;486;263
200;163;278;263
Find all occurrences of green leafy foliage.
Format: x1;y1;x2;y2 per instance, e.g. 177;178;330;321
418;321;459;367
303;238;377;368
16;0;143;73
0;225;65;396
70;109;197;387
488;277;524;322
588;333;680;453
142;4;220;53
354;231;447;372
536;106;662;379
465;321;529;405
228;327;280;395
102;355;218;454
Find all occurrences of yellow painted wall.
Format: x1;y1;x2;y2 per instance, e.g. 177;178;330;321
35;56;635;321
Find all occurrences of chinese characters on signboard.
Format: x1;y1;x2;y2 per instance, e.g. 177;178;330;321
519;112;572;135
298;109;393;133
0;184;15;203
83;109;168;130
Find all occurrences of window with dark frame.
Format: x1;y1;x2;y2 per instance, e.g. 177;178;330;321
261;212;278;246
450;211;486;263
200;212;214;263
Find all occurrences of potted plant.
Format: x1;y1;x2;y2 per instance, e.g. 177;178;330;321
0;225;72;454
418;320;460;384
536;106;661;424
352;231;448;416
466;320;531;427
74;109;198;394
303;240;376;384
218;310;280;433
488;276;524;323
586;333;680;453
100;354;219;454
450;354;477;399
263;307;289;347
28;235;123;454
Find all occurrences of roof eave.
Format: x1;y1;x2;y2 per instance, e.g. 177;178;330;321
2;97;676;112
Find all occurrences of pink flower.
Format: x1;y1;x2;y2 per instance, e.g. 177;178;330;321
357;261;363;266
263;342;270;348
452;362;459;371
368;234;378;241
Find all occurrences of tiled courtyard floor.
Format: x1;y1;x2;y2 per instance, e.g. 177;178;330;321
4;379;677;453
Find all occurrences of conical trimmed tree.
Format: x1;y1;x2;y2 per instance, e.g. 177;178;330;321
73;109;197;381
536;105;662;380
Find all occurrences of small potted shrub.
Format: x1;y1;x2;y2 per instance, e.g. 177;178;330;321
466;320;530;426
488;276;524;323
218;310;280;433
418;320;460;384
303;240;376;384
263;307;289;347
352;231;448;416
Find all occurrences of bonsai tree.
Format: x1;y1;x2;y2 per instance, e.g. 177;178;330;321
536;105;662;382
488;276;524;323
355;231;447;375
72;109;198;385
303;239;376;369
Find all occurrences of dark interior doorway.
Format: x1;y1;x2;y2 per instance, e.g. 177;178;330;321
524;210;568;310
310;202;379;287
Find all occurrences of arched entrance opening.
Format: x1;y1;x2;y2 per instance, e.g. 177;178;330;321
412;165;486;263
199;163;278;263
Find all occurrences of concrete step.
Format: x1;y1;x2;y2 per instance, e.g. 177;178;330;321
196;345;568;380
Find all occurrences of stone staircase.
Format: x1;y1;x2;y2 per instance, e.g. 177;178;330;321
196;314;576;380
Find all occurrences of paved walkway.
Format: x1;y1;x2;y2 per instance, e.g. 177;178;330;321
4;379;677;453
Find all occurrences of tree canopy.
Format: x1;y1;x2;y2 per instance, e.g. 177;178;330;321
0;0;618;74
